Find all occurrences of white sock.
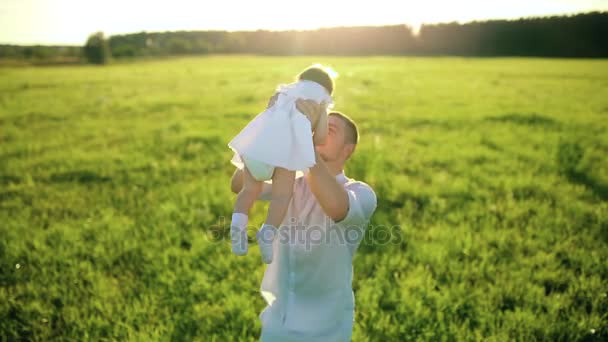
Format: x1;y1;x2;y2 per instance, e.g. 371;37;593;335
256;223;276;264
231;213;248;229
231;213;248;255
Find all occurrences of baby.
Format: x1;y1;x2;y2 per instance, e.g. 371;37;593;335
228;65;335;263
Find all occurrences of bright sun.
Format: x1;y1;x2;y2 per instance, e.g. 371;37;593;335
0;0;604;45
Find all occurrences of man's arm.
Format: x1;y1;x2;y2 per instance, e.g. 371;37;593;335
294;99;349;221
305;153;377;226
305;151;350;222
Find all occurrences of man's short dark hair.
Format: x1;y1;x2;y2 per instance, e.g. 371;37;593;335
329;111;359;145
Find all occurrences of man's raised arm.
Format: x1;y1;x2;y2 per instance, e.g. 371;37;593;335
296;99;350;221
306;152;350;222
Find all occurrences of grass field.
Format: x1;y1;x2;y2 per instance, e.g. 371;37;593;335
1;56;607;341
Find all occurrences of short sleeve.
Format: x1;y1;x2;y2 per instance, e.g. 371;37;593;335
334;181;377;231
334;181;376;255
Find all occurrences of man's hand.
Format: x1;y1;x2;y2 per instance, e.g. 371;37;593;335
297;99;328;145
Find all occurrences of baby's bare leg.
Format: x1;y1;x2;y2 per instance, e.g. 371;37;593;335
234;166;263;215
231;167;262;256
265;167;296;227
257;167;295;264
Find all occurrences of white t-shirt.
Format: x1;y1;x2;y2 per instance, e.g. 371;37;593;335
258;171;377;341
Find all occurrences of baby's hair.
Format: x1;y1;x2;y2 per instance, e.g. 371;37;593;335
297;65;334;95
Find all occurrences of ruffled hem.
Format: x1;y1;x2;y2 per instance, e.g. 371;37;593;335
230;152;308;179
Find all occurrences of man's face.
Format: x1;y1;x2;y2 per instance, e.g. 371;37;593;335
316;115;348;162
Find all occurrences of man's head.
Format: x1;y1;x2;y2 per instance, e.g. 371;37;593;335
298;65;334;95
316;111;359;167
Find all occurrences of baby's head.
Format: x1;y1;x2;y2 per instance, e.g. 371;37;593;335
297;65;335;96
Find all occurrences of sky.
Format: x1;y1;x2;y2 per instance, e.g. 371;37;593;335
1;0;607;45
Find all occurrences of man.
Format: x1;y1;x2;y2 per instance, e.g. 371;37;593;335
230;98;377;341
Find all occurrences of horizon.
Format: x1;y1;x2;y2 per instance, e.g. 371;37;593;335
1;0;607;46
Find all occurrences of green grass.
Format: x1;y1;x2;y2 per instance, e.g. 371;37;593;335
1;56;607;341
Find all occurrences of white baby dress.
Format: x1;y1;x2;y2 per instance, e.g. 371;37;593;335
228;80;334;180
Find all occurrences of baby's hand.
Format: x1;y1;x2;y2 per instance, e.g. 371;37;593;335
267;92;280;109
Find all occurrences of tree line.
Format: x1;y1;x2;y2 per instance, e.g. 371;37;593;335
1;12;606;64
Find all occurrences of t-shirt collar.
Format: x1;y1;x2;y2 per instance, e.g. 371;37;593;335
335;171;347;183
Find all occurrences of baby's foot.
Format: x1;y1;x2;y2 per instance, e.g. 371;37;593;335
231;213;248;256
231;226;248;255
256;224;276;264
